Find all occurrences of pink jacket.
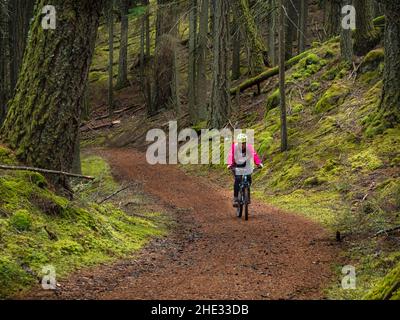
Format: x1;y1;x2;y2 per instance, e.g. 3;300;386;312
227;143;262;167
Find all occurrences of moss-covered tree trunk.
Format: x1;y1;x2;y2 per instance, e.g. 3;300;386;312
232;0;269;75
379;0;400;127
353;0;380;56
0;0;103;187
210;0;230;128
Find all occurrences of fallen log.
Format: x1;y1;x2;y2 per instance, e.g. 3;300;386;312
373;225;400;238
93;105;142;121
0;164;95;180
230;50;311;95
80;120;121;132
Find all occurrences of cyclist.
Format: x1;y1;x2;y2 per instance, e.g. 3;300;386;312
227;133;263;207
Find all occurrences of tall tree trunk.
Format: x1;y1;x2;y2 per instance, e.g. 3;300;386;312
188;0;198;123
0;0;103;188
151;0;177;115
116;0;129;89
377;0;400;127
232;12;241;80
324;0;341;39
143;0;152;111
267;0;277;66
232;0;269;75
340;0;353;63
210;0;230;128
353;0;380;56
7;0;35;94
196;0;209;122
155;0;175;43
284;0;297;60
279;0;288;151
0;1;7;124
298;0;308;54
107;1;115;115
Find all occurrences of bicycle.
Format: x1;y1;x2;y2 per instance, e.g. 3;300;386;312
231;166;260;221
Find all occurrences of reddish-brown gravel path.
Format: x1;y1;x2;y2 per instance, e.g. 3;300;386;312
22;148;338;300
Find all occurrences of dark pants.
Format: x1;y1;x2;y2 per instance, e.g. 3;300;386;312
234;175;252;198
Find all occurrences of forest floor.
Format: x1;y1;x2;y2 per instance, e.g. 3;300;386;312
21;148;339;300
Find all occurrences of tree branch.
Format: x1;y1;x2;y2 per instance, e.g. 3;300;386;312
0;164;95;180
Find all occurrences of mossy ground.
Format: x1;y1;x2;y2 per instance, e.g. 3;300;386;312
0;146;167;298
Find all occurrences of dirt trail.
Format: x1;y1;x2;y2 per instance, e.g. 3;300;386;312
23;148;338;300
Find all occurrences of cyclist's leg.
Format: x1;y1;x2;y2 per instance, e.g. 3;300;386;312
233;175;241;206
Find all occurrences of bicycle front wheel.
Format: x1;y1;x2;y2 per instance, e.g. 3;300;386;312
236;190;243;218
243;188;250;221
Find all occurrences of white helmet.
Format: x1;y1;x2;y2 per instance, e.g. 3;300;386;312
237;133;248;143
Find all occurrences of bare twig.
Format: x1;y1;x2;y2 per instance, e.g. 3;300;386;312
97;183;133;204
0;164;94;180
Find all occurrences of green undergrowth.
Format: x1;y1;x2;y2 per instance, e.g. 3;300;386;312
0;146;166;298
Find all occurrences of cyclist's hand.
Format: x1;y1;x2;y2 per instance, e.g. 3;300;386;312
257;164;264;169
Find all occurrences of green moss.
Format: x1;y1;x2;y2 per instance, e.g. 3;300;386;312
54;239;84;255
255;189;342;227
309;81;321;92
359;49;384;73
10;210;32;231
324;49;335;59
303;176;326;187
0;256;33;298
266;89;280;111
0;154;167;298
291;53;326;80
322;64;342;81
292;103;304;113
349;149;383;172
304;92;315;104
0;145;17;165
315;84;350;113
365;262;400;300
269;164;304;190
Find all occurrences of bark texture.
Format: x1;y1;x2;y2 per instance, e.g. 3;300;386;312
210;0;230;128
0;0;103;187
